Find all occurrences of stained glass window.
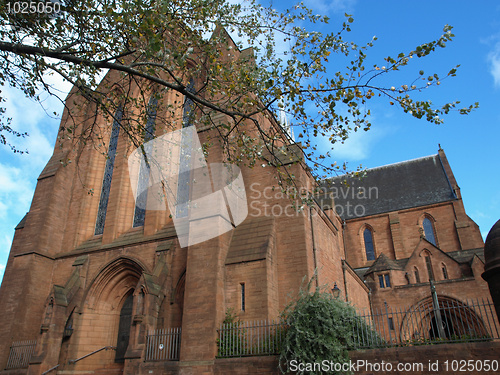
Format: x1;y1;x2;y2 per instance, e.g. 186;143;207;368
364;228;375;261
176;78;196;218
95;106;122;235
133;96;158;227
423;217;437;246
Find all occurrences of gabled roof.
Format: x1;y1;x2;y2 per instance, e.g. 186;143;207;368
320;154;457;220
365;253;405;276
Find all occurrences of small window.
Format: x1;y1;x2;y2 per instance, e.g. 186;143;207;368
425;254;434;281
378;274;391;288
388;317;395;331
363;228;375;261
384;274;391;288
240;283;245;311
423;217;437;246
442;264;448;280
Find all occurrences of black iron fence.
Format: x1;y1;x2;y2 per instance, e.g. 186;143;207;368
216;299;499;357
6;340;37;369
145;327;181;361
350;298;499;349
217;319;287;357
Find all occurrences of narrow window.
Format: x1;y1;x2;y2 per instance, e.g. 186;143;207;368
384;274;391;288
378;275;385;288
425;255;434;281
95;106;123;235
423;217;437;246
378;274;391;289
182;78;195;128
388;317;395;330
176;78;196;218
442;264;448;280
414;267;421;283
240;283;245;311
363;228;375;261
133;96;158;227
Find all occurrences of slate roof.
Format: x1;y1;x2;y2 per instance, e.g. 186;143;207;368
447;248;485;264
320;154;457;220
365;253;406;276
357;248;484;278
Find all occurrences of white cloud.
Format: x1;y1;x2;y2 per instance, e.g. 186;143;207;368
486;33;500;89
304;0;357;14
0;71;71;284
329;125;387;161
489;47;500;88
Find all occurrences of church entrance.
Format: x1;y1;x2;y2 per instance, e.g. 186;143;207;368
66;257;143;373
115;293;134;363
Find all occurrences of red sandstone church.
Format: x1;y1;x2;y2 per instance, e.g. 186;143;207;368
0;34;493;375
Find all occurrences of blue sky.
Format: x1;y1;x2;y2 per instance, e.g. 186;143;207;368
0;0;499;282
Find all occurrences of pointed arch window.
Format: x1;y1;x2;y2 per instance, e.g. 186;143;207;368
423;217;437;246
441;263;449;280
424;253;435;281
95;106;123;235
176;78;196;218
414;267;421;283
363;228;376;261
133;96;158;227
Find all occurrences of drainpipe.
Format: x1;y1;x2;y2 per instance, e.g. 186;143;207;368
340;260;349;303
310;205;319;287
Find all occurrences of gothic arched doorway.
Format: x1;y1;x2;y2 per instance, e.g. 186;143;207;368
66;257;144;373
115;292;134;363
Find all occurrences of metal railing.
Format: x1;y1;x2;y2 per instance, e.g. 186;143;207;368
350;298;499;349
216;299;499;356
217;319;287;358
41;364;59;375
6;340;37;369
145;327;181;361
68;346;116;365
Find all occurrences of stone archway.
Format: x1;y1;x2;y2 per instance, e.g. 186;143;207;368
66;257;144;373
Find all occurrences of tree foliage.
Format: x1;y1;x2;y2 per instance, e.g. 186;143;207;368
0;0;478;187
279;280;379;375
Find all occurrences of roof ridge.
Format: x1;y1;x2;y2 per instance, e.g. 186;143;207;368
359;154;438;173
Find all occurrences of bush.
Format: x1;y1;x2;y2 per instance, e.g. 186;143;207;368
279;279;378;374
